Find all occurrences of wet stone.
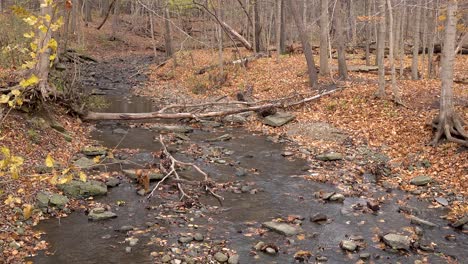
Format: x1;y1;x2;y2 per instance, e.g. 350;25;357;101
409;216;438;227
382;234;411;250
410;175;432;186
235;168;247;177
265;247;277;255
228;255;239;264
119;225;134;232
310;213;327;223
316;152;343;161
262;112;295;127
88;208;117;221
254;241;265;251
106;177;120;187
340;240;358;251
282;151;294;157
262;221;300;236
435;197;449;206
178;236;193;243
316;256;328;262
329;193;345;202
193;233;204;241
161;255;172;263
359;253;371;259
214;252;228;262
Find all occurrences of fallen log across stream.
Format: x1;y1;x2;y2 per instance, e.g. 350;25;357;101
83;88;341;121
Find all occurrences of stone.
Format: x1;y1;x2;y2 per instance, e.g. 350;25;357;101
128;238;139;246
398;205;421;215
50;121;66;133
73;157;95;169
137;189;147;196
82;146;107;156
241;185;252;193
409;216;438;227
9;241;21;249
223;114;247;124
340;240;357;251
382;234;411;250
162;255;172;263
207;134;232;142
265;247;277;255
101;234;111;239
36;192;50;208
282;151;294;157
228;254;239;264
106;177;120;187
62;133;73;142
359;253;371;259
254;241;265;251
235;168;247;177
214;252;228;262
316;256;328;262
178;236;193;243
451;215;468;228
310;213;327;223
193;233;204;241
88;208;117;221
367;200;380;211
149;124;193;133
113;128;127;134
435;197;449;206
119;225;134;232
316;152;343;161
58;180;107;198
263;112;295;127
49;193;69;209
125;247;132;253
329;193;345;202
410;175;432;186
175;133;190;141
262;221;300;236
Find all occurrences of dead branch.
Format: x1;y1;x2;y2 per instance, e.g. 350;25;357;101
96;0;117;30
195;54;267;75
147;135;224;202
84;88;340;121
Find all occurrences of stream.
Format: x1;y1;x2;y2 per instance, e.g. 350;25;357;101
31;56;467;264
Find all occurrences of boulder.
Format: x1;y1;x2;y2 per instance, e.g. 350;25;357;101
82;146;107;156
88;207;117;221
263;112;295;127
149;124;193;133
73;157;95;169
36;192;50;208
223;114;247;124
214;252;228;263
262;221;300;236
410;175;432;186
49;193;69;209
382;234;411;250
58;180;107;198
228;254;239;264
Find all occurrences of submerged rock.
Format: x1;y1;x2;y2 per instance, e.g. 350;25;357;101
263;112;295;127
410;175;432;186
58;180;107;198
262;221;300;236
88;207;117;221
207;134;232;142
382;234;411;250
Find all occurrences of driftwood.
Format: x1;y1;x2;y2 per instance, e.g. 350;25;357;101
84;88;341;121
147;135;223;202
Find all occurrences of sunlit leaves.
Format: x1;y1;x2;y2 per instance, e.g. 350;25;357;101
4;195;21;208
0;147;24;180
79;171;87;182
23;204;33;219
45;154;54;168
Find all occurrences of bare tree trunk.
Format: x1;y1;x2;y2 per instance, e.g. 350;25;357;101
253;0;261;52
387;0;401;104
149;11;158;60
101;0;110;17
421;0;428;78
164;4;173;57
84;0;92;24
349;0;357;47
217;0;224;75
431;2;467;146
280;0;286;53
35;1;54;98
411;3;421;80
110;0;119;40
220;20;253;50
399;0;406;77
319;0;329;75
365;0;371;66
288;0;318;88
427;0;437;78
375;0;386;97
276;0;282;62
0;0;4;13
303;0;308;26
71;0;79;33
336;0;348;80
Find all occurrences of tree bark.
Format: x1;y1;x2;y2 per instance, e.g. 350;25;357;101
35;1;54;98
253;0;261;52
411;3;421;80
164;3;173;57
375;0;386;98
387;0;401;104
276;0;282;62
430;1;467;146
220;20;253;51
288;0;319;88
336;0;348;80
110;0;119;40
365;0;371;66
319;0;329;75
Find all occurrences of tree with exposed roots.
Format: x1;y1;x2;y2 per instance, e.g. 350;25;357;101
430;1;467;146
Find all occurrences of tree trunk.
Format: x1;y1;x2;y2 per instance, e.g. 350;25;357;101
411;4;421;80
149;11;158;60
365;0;371;66
349;0;357;47
303;0;308;26
375;0;386;98
110;0;119;40
35;1;54;98
280;0;286;53
288;0;319;88
164;4;173;57
319;0;329;75
253;0;261;52
84;0;92;24
276;0;282;62
398;0;406;77
101;0;110;17
336;0;348;80
217;0;224;75
421;0;428;78
220;20;253;51
387;0;401;104
431;1;467;146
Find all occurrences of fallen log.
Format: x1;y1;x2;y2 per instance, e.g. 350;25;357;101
83;88;341;121
195;53;267;74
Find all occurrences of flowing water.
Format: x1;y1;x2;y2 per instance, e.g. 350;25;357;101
31;56;467;264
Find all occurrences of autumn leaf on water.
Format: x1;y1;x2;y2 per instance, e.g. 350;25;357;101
45;154;54;168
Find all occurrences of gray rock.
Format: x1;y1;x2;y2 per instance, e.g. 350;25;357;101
73;157;95;169
214;252;228;262
228;254;239;264
82;146;107;156
193;233;204;241
88;208;117;221
340;240;357;251
161;255;172;262
58;180;107;198
409;216;438;227
207;134;232;142
398;205;421;215
119;225;134;232
282;151;294;157
452;215;468;228
128;238;139;246
50;121;66;133
49;193;69;209
125;247;131;253
36;192;50;208
200;120;223;128
310;213;327;223
235;168;247;177
178;236;193;243
223;114;247;124
382;234;411;250
241;185;252;193
265;247;277;255
435;197;449;206
262;221;300;236
329;193;345;202
254;241;265;251
316;256;328;262
9;241;21;249
106;177;120;187
263;112;295;127
316;152;343;161
410;175;432;186
149;124;193;133
359;253;370;259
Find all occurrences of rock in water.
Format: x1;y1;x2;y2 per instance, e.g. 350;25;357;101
316;152;343;161
310;213;328;223
58;180;107;198
410;175;432;186
409;216;438;227
73;157;95;169
49;194;69;209
340;240;357;251
88;208;117;221
262;221;300;236
82;146;107;156
451;215;468;228
382;234;411;250
228;254;239;264
262;112;295;127
36;192;50;208
434;197;448;206
214;252;228;262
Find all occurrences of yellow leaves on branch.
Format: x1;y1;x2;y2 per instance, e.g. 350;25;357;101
0;147;24;180
19;74;39;88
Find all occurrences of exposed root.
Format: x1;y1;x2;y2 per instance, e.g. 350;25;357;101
430;113;468;146
147;135;224;203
